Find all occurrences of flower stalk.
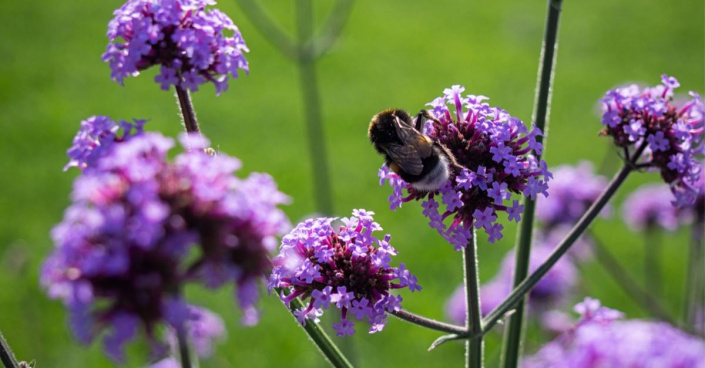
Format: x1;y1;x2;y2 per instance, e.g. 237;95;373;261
390;310;466;334
295;0;334;215
500;0;563;366
279;289;354;368
589;231;677;326
176;325;193;368
175;85;200;133
685;221;705;334
483;142;647;333
0;330;20;368
464;232;483;368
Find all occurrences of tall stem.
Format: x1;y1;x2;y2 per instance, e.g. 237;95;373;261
296;0;334;216
500;0;563;366
482;142;647;333
590;231;677;325
644;228;662;298
175;85;200;133
464;232;483;368
0;331;20;368
684;220;705;333
176;324;193;368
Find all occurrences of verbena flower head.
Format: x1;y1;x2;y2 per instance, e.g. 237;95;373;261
268;210;421;337
43;118;289;361
522;298;705;368
536;162;609;228
103;0;249;95
379;86;551;250
622;183;681;231
446;243;576;325
600;75;704;206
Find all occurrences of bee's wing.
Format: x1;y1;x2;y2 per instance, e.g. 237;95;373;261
393;116;433;157
386;143;424;175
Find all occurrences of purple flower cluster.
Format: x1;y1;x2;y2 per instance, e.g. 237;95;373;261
379;85;551;249
522;298;705;368
268;210;421;337
600;75;704;206
103;0;249;94
42;117;289;361
622;183;682;231
446;240;576;325
536;162;609;228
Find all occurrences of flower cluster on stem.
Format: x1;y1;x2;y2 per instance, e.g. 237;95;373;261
379;85;551;250
268;210;421;337
600;75;704;206
42;117;289;361
103;0;249;94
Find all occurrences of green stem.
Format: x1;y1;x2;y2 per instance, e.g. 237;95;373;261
296;0;334;216
176;324;193;368
175;85;200;133
684;220;705;333
482;142;647;334
644;228;662;299
278;289;354;368
311;0;355;59
464;232;483;368
500;0;563;366
589;231;677;325
236;0;298;60
0;331;20;368
390;310;467;334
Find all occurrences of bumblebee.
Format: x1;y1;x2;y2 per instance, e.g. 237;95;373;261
368;109;459;191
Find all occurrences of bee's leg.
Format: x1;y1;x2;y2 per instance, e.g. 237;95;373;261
415;110;441;131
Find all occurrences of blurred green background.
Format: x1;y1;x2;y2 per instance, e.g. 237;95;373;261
0;0;703;366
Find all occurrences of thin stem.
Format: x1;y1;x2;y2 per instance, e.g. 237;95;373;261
176;324;193;368
277;288;354;368
390;310;467;334
684;220;705;333
311;0;355;59
296;0;334;216
0;331;20;368
589;231;678;325
464;232;483;368
482;142;648;334
236;0;298;60
500;0;562;366
644;228;662;299
175;85;200;133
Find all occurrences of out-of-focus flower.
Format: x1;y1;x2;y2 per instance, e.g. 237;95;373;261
268;210;420;337
599;75;704;206
43;118;289;361
146;357;180;368
379;85;551;249
445;243;576;325
522;298;705;368
536;162;609;228
622;183;682;231
165;306;226;358
103;0;249;95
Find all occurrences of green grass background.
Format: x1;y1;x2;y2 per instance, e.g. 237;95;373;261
0;0;703;366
